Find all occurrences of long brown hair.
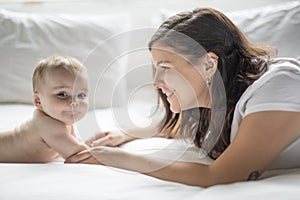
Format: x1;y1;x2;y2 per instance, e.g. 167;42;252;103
149;8;274;159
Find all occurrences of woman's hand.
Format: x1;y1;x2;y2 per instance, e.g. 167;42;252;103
85;130;135;147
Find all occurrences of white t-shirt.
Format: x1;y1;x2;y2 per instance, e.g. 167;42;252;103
230;58;300;170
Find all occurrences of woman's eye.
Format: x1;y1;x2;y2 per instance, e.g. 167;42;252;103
56;92;69;98
161;66;170;72
78;93;87;99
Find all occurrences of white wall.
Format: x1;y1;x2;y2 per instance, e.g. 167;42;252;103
0;0;289;28
0;0;295;103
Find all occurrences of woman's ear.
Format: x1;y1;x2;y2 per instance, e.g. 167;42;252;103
205;52;219;85
33;92;42;109
206;52;218;70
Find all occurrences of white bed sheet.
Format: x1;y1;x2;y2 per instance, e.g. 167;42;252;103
1;104;300;200
0;163;299;200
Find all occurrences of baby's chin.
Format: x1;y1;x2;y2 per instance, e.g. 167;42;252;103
63;117;83;125
69;112;87;123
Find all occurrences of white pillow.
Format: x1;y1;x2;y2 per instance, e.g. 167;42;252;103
226;1;300;58
0;9;131;108
160;1;300;58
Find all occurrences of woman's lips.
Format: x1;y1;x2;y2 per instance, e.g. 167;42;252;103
166;92;173;97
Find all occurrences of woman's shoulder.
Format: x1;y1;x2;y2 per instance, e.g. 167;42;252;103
267;57;300;72
235;57;300;115
244;57;300;94
230;57;300;140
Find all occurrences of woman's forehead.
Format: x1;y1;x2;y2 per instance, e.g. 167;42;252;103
151;47;185;63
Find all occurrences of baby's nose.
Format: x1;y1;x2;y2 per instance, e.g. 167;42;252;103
70;100;79;107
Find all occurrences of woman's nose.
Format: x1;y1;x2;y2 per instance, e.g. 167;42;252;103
153;70;164;88
153;82;161;89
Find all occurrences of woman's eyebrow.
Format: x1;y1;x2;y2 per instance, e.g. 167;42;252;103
156;60;171;66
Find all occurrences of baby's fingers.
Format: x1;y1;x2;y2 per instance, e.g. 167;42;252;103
64;150;91;163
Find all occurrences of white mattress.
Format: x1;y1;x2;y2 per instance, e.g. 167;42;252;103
1;104;300;200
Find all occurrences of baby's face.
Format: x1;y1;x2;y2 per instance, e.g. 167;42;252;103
37;69;89;125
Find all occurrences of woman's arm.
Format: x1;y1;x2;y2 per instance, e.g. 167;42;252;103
66;111;300;187
144;111;300;186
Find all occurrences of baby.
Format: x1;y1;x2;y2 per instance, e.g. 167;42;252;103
0;54;89;163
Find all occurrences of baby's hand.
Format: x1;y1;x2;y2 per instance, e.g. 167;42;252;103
64;149;103;165
64;149;91;163
85;130;134;147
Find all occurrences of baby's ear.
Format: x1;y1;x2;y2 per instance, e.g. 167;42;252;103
33;92;42;109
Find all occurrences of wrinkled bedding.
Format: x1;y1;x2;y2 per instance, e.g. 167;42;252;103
0;104;300;200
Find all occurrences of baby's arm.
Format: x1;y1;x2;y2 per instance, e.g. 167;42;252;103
34;113;86;160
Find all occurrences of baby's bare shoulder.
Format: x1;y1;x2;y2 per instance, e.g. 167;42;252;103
32;109;67;136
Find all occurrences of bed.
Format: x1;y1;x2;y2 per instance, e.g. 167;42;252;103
0;105;300;200
1;104;300;200
1;1;300;199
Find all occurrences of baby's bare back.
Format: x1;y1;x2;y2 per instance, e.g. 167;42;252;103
0;120;58;163
0;109;86;163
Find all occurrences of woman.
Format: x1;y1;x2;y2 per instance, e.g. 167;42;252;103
66;8;300;187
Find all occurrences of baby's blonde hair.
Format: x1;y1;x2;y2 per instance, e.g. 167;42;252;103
32;54;86;92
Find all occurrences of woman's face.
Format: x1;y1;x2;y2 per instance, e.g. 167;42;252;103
151;45;211;113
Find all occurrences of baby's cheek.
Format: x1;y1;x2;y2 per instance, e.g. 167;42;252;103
82;102;89;113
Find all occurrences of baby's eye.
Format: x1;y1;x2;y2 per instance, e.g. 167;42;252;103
78;93;87;99
56;92;69;98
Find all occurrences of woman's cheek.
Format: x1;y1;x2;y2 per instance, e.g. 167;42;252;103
169;78;199;109
168;93;181;113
